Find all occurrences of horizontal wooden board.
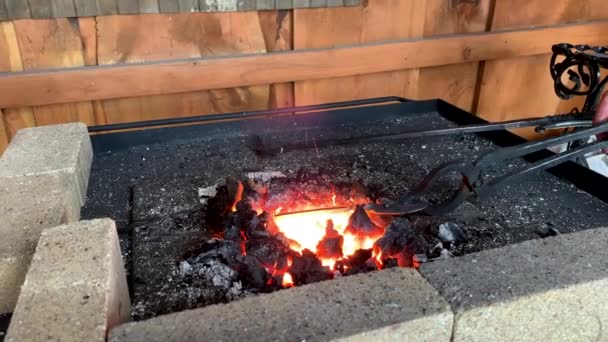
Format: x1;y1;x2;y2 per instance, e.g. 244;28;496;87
1;20;608;108
0;0;360;20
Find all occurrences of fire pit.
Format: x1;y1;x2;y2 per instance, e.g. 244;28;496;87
75;97;608;326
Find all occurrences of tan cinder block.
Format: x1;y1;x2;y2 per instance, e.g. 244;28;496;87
0;176;77;314
0;122;93;206
0;255;31;315
110;268;452;342
6;219;131;342
420;227;608;342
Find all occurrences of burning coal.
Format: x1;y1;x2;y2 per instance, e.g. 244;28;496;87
194;174;439;293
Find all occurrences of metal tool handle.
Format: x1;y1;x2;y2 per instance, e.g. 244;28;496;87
474;121;608;169
479;140;608;199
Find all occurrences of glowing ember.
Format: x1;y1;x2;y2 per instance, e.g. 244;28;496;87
282;272;294;287
273;207;384;271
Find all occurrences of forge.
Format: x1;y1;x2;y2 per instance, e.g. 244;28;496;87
72;98;608;330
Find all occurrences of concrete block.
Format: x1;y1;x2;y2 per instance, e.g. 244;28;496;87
6;219;131;342
0;176;78;314
110;268;452;342
420;227;608;342
0;122;93;206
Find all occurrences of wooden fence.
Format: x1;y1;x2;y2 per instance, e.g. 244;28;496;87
1;0;607;152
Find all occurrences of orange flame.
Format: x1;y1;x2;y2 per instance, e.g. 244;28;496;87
230;181;244;212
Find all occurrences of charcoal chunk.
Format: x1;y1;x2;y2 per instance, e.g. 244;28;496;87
375;218;415;256
289;249;332;285
246;236;291;269
234;255;270;290
344;205;384;238
336;249;377;275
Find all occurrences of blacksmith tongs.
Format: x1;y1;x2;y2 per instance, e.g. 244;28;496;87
365;121;608;217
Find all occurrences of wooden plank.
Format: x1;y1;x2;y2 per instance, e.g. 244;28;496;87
0;109;9;153
97;0;118;15
178;0;199;12
74;0;100;16
159;0;179;12
95;12;269;124
259;10;294;108
293;0;310;8
118;0;139;14
476;0;608;139
6;0;31;19
51;0;77;17
0;0;8;21
0;21;35;143
238;0;257;11
139;0;159;13
293;1;423;106
12;19;95;126
416;0;491;111
277;0;292;9
28;0;52;18
2;20;608;108
200;0;237;11
310;0;326;7
257;0;275;9
327;0;343;7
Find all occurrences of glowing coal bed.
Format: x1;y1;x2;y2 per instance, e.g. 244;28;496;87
185;174;435;299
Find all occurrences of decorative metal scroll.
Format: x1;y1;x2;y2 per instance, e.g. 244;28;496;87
550;43;608;113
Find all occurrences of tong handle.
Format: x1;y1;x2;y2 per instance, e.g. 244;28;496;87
474;121;608;169
478;140;608;199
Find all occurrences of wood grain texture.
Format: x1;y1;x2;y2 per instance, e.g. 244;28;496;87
98;0;118;14
476;0;608;138
0;21;35;144
294;0;491;108
178;0;199;11
0;109;9;152
139;0;159;13
159;0;180;12
416;0;491;111
118;0;139;14
12;19;95;127
294;0;424;106
257;0;275;9
293;0;310;8
74;0;99;16
3;20;608;108
95;12;269;124
51;0;77;17
277;0;293;9
237;0;257;10
28;0;53;18
259;10;294;108
0;1;8;20
6;0;31;19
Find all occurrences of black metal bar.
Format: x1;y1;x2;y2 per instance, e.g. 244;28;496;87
475;121;608;168
87;96;409;133
483;140;608;198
